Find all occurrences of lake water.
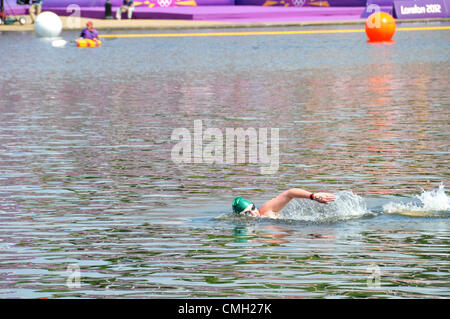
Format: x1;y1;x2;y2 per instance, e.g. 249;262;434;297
0;24;449;298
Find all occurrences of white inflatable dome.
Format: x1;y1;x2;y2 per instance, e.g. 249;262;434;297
34;12;62;38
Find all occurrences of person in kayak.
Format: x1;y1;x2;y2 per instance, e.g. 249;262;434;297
232;188;336;219
80;21;99;42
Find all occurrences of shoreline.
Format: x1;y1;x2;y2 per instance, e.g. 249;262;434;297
1;16;450;32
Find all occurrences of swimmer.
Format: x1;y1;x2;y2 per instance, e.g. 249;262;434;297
232;188;336;218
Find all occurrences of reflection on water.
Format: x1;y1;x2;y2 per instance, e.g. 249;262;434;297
0;25;449;298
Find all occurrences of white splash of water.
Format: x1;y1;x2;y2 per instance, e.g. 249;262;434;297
51;39;67;48
383;183;450;214
280;190;371;223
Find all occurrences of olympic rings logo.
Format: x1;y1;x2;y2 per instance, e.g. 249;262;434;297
157;0;173;7
291;0;306;7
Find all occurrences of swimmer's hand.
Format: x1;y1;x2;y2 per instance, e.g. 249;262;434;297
313;193;336;204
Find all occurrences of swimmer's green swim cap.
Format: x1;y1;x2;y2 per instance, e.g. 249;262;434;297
232;196;252;214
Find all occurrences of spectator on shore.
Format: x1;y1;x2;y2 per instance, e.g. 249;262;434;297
80;21;100;43
29;0;43;24
116;0;134;20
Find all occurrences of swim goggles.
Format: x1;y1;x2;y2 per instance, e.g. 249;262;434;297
241;204;257;216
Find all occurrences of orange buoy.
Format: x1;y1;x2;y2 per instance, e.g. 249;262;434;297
365;12;396;42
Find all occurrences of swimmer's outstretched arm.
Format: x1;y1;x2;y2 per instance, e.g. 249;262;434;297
259;188;336;216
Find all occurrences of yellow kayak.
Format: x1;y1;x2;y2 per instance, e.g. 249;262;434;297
76;39;102;47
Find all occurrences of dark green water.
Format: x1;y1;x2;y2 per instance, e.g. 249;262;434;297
0;24;449;298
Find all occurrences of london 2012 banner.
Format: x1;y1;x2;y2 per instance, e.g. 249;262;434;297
393;0;449;18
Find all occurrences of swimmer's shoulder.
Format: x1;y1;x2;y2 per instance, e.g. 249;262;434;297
259;208;279;219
